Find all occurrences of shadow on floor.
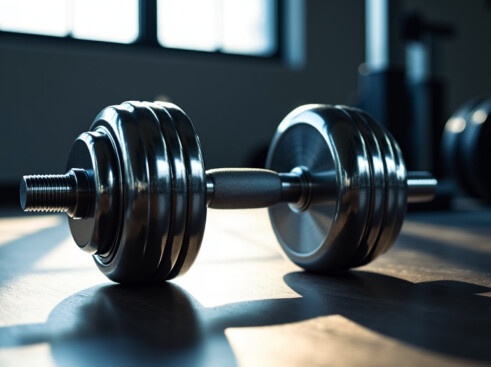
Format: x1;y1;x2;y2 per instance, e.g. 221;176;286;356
0;269;489;366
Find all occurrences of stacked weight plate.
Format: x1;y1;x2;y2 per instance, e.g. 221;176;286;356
442;97;491;201
88;101;206;284
266;105;407;273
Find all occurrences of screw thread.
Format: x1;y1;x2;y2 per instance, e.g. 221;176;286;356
20;174;77;213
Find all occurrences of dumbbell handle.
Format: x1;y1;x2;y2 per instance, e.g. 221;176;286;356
206;168;437;209
206;168;307;209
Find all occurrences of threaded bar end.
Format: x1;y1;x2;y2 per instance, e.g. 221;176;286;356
20;173;77;213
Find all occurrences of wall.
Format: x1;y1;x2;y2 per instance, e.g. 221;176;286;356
0;0;490;184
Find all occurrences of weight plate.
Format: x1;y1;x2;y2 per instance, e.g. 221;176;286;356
356;110;407;263
383;121;407;254
442;97;485;197
266;105;371;272
157;102;207;279
90;101;173;283
339;106;386;267
142;102;188;281
459;98;491;201
66;126;122;256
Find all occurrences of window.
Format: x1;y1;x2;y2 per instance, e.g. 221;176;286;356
0;0;278;57
0;0;139;43
71;0;139;43
0;0;70;37
157;0;277;56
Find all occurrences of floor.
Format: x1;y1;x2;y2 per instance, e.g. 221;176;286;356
0;207;490;366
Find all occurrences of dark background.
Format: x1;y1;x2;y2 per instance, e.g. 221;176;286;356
0;0;490;184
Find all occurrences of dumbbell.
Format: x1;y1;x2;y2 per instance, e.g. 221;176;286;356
20;101;437;284
442;97;491;202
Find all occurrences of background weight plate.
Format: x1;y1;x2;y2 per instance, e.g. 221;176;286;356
442;97;485;197
459;98;491;201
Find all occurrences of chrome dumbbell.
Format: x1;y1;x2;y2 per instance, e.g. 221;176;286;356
20;101;437;284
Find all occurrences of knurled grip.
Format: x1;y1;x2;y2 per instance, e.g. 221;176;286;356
206;168;282;209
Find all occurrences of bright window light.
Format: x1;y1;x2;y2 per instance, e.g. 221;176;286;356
0;0;138;44
0;0;278;56
0;0;69;37
72;0;139;43
221;0;276;56
158;0;277;56
158;0;218;52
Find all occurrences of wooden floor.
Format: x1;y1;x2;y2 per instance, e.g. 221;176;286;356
0;206;490;366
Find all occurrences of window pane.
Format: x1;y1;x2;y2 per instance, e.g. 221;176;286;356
71;0;139;43
158;0;219;52
221;0;276;56
158;0;276;56
0;0;69;36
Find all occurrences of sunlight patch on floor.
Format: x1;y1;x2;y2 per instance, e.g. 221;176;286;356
0;216;64;247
